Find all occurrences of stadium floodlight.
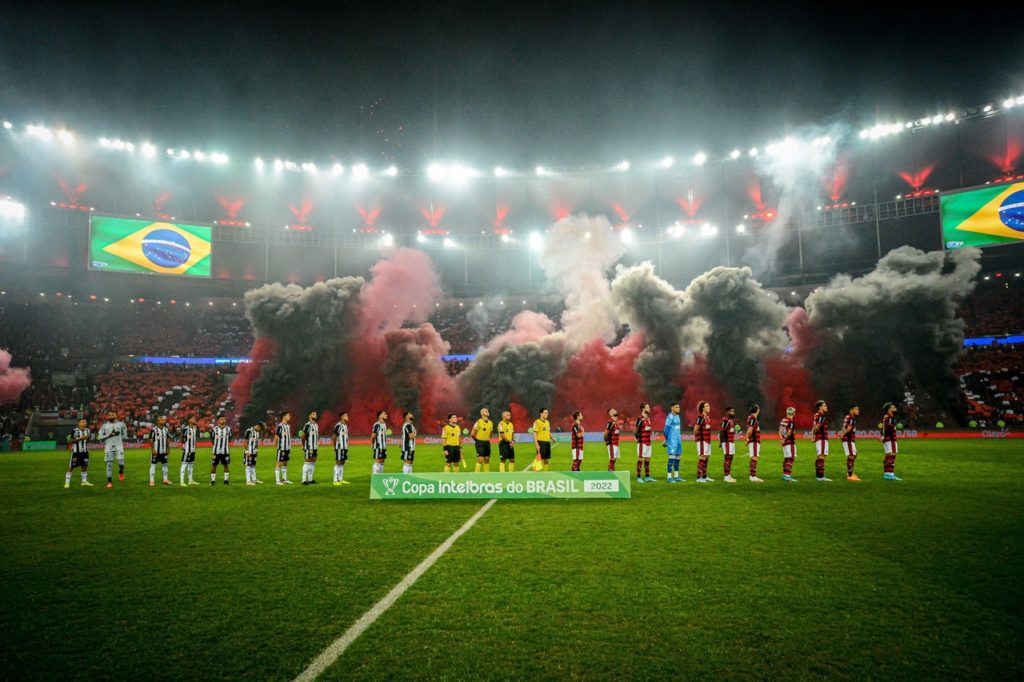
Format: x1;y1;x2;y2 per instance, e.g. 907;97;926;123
729;149;741;160
528;232;543;251
384;165;398;177
26;124;54;140
210;152;229;165
659;155;675;169
180;150;192;160
301;162;317;173
381;233;394;247
0;198;26;219
1004;99;1016;109
273;159;284;171
494;166;508;177
735;223;746;234
331;162;344;175
584;231;591;240
416;233;427;244
125;142;135;152
1017;95;1024;105
193;150;206;162
944;112;955;122
284;160;298;171
983;104;993;113
535;165;551;176
615;160;630;171
748;147;758;157
254;157;265;170
442;237;456;248
139;142;156;157
352;163;369;180
1;121;11;130
427;163;446;181
699;222;718;237
500;233;512;243
56;129;74;145
620;228;634;244
448;163;477;184
692;151;707;166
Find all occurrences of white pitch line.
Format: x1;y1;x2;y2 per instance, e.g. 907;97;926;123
293;498;498;682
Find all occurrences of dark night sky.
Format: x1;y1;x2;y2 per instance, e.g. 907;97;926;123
1;2;1021;167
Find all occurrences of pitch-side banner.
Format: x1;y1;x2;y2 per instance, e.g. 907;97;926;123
370;471;631;500
941;181;1024;249
89;214;212;277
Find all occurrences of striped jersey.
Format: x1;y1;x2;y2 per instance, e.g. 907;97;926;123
779;417;796;446
276;423;291;452
181;425;198;453
635;416;652;445
719;416;736;444
694;415;711;443
151;425;169;453
813;411;829;441
841;414;857;442
244;426;260;454
300;421;319;451
882;414;897;442
402;421;416;452
71;427;90;454
333;422;349;450
372;421;387;451
747;415;761;443
605;420;620;446
571;423;584;450
212;425;231;454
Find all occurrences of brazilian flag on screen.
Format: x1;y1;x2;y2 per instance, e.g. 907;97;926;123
940;181;1024;249
89;215;212;277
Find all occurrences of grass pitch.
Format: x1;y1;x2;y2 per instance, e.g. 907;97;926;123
1;439;1021;680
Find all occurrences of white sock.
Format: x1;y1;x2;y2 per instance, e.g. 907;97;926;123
282;466;288;481
224;472;229;482
211;472;216;482
338;465;344;481
162;465;168;481
403;464;411;474
149;464;156;482
81;471;87;482
188;463;195;481
275;468;281;483
180;464;187;482
65;472;71;484
106;461;113;478
308;462;315;480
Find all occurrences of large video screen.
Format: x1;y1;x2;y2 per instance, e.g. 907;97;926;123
89;215;212;277
941;181;1024;249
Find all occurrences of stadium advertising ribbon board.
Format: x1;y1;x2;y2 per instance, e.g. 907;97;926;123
370;471;631;500
940;180;1024;249
89;214;212;277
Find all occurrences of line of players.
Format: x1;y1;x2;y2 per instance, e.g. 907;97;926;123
63;399;903;488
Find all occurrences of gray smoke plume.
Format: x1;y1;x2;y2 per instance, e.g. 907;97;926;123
239;277;363;423
682;266;790;407
802;246;981;420
381;324;451;420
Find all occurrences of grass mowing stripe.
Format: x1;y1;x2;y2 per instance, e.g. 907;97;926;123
294;498;497;682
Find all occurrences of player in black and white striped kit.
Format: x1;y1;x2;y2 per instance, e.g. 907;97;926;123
371;410;389;474
274;412;293;485
401;411;417;474
179;414;199;486
332;411;350;486
149;416;171;487
300;411;319;485
211;415;232;485
243;422;265;485
64;418;93;488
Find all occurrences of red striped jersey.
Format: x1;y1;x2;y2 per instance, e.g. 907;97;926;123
882;414;897;442
841;414;857;442
571;424;584;450
635;416;652;445
747;415;761;443
719;416;736;443
605;420;620;446
779;417;796;446
813;411;828;441
695;415;712;442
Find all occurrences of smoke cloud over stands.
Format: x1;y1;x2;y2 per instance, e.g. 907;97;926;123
0;350;31;404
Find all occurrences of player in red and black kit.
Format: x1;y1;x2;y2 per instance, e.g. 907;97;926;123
811;400;831;482
780;406;798;482
604;408;621;471
840;406;860;481
719;406;737;483
745;405;763;482
570;411;585;471
881;402;901;480
635;403;655;483
694;401;713;483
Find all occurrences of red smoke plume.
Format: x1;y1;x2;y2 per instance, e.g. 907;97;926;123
0;350;31;404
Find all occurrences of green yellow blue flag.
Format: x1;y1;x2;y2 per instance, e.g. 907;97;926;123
89;215;212;277
940;181;1024;249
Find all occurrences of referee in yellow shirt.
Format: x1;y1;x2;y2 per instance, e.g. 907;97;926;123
533;407;552;472
497;410;516;472
470;408;494;472
442;414;462;473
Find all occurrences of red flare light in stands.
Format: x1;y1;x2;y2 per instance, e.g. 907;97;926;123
899;166;934;190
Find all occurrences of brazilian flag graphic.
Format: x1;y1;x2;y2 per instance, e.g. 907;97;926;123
89;215;212;277
940;181;1024;249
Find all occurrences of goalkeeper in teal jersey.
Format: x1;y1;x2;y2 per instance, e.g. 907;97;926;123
664;401;684;482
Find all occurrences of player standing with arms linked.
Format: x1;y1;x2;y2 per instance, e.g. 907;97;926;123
300;411;319;485
811;400;831;482
881;402;902;480
371;411;388;474
274;411;293;485
694;401;713;483
243;421;264;485
780;407;798;482
635;403;655;483
401;411;417;474
746;405;764;482
664;402;683;482
97;410;126;488
604;408;621;472
720;406;738;483
179;415;199;486
149;416;172;487
840;406;860;481
333;412;350;485
210;415;232;486
570;411;585;471
470;408;493;473
64;418;92;488
497;410;515;472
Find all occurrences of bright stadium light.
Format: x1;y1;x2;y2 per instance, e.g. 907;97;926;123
494;166;508;178
284;160;298;171
0;198;27;219
1017;95;1024;105
659;155;675;169
729;149;741;160
384;165;398;177
416;233;427;244
2;121;12;130
381;233;394;247
210;152;229;165
301;162;317;173
193;150;206;162
331;162;344;175
700;222;718;237
584;231;591;240
442;237;456;248
500;233;512;243
620;228;634;244
615;160;630;171
449;163;477;183
273;159;284;171
944;112;955;122
254;157;265;170
352;163;369;180
692;151;707;166
528;232;543;251
56;129;74;145
735;223;747;234
748;147;759;158
535;165;551;176
427;163;446;181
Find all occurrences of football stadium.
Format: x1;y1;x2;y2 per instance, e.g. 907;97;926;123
0;5;1022;680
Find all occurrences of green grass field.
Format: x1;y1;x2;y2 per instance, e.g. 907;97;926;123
1;439;1021;680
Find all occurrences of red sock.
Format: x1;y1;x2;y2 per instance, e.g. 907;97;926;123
608;458;615;471
724;455;733;476
749;458;758;477
783;457;793;475
643;459;650;477
815;457;825;478
571;459;580;471
884;454;896;473
636;458;643;477
846;456;856;476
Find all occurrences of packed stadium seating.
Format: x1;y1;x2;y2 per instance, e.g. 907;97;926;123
957;344;1023;425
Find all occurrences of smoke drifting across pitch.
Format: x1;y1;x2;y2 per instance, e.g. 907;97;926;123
0;350;31;404
796;246;982;419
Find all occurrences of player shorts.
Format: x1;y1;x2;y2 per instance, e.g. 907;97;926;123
696;441;710;458
151;451;168;465
104;446;124;462
444;445;461;464
474;440;491;458
637;442;652;459
181;450;196;464
499;440;515;462
747;441;760;458
401;449;415;462
537;441;552;461
277;449;291;463
212;452;231;467
304;448;318;461
814;440;829;457
721;441;734;456
883;440;898;455
373;448;387;461
606;443;620;460
335;448;348;464
572;447;583;461
782;443;796;459
244;452;258;467
842;441;857;457
667;446;681;457
69;452;89;469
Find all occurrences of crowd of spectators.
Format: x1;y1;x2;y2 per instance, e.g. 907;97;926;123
960;282;1024;337
957;344;1023;426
